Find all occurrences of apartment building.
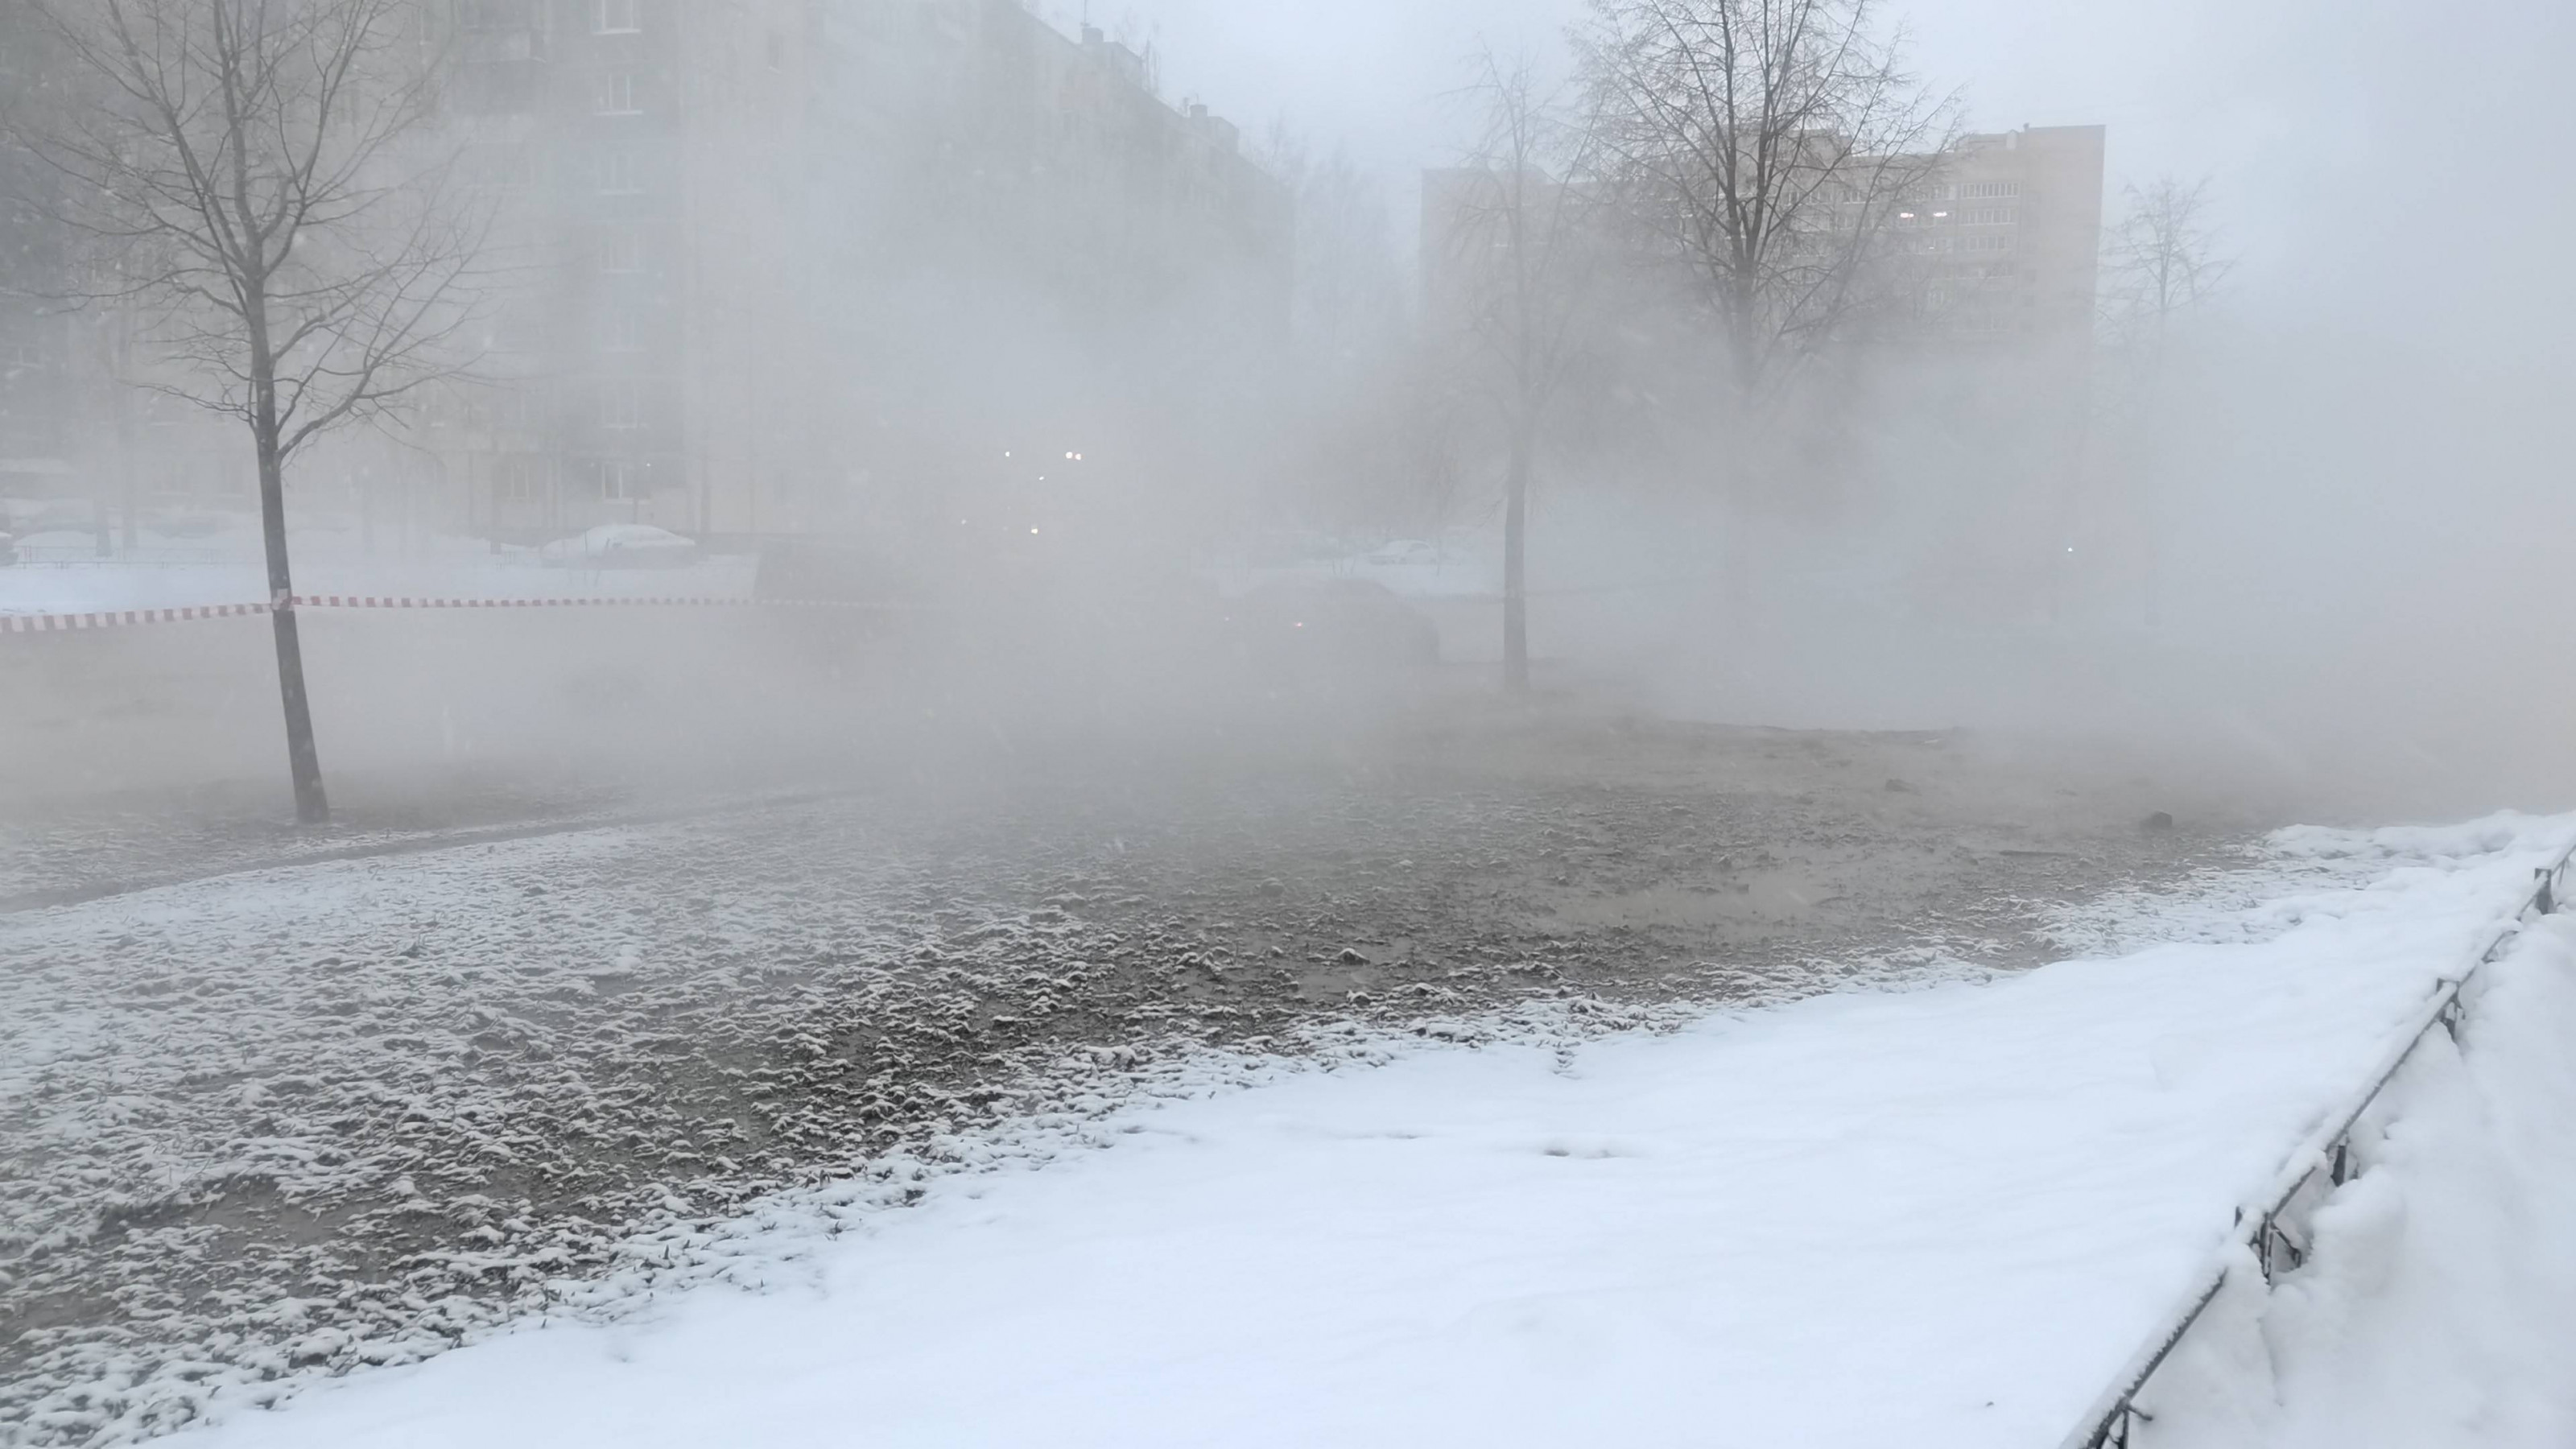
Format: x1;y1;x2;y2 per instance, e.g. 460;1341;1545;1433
0;6;76;514
1893;125;2107;350
432;0;1291;543
1419;124;2107;364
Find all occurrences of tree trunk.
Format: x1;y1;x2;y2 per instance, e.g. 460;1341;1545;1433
116;315;138;555
1502;420;1532;693
255;419;330;824
119;457;139;555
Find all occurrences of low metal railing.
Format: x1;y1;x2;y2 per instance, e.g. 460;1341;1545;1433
2056;836;2576;1448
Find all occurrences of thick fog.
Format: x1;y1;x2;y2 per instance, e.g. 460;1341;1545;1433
15;6;2576;1435
4;0;2573;822
1109;0;2576;812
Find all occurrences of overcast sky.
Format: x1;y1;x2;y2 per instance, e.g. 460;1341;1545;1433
1049;0;2257;202
1034;0;2573;323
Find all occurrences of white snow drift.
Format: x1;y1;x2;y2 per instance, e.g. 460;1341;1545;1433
165;815;2576;1449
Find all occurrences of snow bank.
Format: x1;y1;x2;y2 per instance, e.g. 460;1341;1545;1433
154;816;2572;1449
2137;913;2576;1447
0;522;753;617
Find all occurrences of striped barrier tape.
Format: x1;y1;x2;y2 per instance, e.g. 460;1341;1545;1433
2;603;274;634
2;595;913;634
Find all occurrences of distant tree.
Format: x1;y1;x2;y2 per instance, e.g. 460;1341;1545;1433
1440;47;1616;691
1257;124;1408;364
2103;175;2231;349
0;4;77;493
2099;175;2232;627
5;0;485;824
1575;0;1956;432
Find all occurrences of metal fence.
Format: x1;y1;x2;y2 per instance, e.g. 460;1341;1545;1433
2056;837;2576;1448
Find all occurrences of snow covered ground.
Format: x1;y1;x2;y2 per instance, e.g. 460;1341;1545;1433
2143;911;2576;1446
117;813;2575;1449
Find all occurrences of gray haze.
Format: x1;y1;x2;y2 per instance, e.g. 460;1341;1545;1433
11;2;2576;1426
6;0;2575;817
1117;0;2576;806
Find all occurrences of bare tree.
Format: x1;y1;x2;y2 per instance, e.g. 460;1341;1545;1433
2103;175;2231;348
1437;47;1615;691
1256;122;1408;365
1576;0;1955;421
5;0;481;824
2099;175;2231;626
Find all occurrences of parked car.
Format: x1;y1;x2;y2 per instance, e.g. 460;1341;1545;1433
1365;539;1444;568
539;523;700;569
1225;578;1441;671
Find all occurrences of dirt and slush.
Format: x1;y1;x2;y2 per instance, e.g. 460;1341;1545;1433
2;681;2284;1446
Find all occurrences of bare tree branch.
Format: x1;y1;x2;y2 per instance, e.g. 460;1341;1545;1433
1576;0;1959;411
1;0;488;824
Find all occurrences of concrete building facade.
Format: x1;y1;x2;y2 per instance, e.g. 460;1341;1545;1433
428;0;1290;545
1893;125;2107;349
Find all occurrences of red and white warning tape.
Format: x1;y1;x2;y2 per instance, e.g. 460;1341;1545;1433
2;603;274;634
2;595;898;635
295;594;769;611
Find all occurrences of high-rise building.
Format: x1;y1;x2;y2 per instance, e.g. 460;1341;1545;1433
1893;126;2107;349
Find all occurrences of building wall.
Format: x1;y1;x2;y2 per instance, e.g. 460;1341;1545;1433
1897;126;2107;350
0;4;79;505
425;0;1290;545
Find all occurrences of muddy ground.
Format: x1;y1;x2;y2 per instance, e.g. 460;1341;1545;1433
0;700;2267;1444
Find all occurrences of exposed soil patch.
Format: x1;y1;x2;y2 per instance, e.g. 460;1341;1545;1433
0;705;2263;1445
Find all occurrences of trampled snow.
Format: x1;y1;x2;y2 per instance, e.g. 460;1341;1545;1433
153;815;2576;1449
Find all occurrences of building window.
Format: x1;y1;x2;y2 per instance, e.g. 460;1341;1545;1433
599;308;646;355
496;456;549;506
1963;234;2014;253
464;141;532;188
598;68;643;114
463;0;535;29
589;459;647;500
1960;208;2018;226
592;0;640;35
600;381;642;431
458;61;538;114
597;147;646;196
599;225;646;274
1962;181;2021;200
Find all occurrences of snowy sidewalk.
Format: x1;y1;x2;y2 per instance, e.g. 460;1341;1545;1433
166;817;2570;1449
